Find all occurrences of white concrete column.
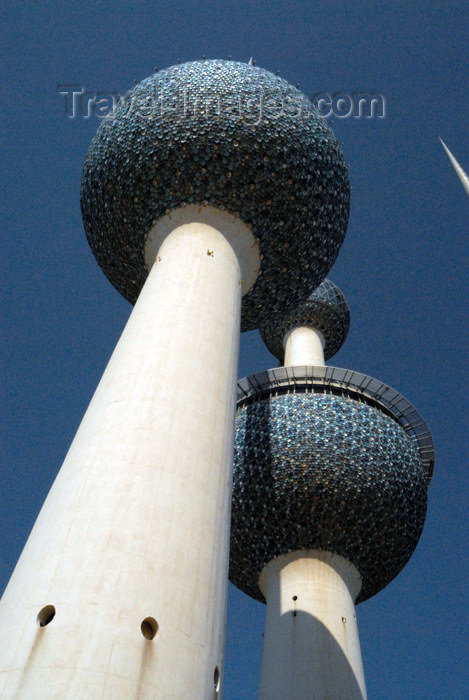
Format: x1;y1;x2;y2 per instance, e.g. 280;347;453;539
258;550;367;700
283;326;326;366
0;206;259;700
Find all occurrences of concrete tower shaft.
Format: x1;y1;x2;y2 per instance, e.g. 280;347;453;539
0;208;258;699
259;552;366;700
283;326;326;366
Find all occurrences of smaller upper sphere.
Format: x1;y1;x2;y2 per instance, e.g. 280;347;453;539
81;60;350;330
260;278;350;361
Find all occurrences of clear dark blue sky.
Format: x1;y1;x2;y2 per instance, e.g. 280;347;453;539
1;2;467;698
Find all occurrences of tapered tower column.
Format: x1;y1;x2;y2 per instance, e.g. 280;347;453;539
258;551;366;700
283;327;325;366
0;208;258;700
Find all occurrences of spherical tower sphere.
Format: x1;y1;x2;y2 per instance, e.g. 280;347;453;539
80;59;350;330
260;278;350;361
229;383;430;603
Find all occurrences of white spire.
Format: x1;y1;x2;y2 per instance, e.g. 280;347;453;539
248;57;253;66
440;138;469;198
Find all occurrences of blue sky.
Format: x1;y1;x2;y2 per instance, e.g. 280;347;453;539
1;2;468;698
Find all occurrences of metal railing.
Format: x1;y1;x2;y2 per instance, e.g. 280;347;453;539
237;365;435;482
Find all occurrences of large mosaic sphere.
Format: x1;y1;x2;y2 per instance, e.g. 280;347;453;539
260;278;350;361
81;59;350;330
229;384;429;603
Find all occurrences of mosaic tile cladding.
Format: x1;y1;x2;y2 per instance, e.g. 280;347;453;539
81;60;350;330
229;391;428;603
260;278;350;361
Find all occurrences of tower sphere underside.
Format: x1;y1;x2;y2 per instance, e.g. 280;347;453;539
230;383;429;603
260;278;350;361
81;60;350;330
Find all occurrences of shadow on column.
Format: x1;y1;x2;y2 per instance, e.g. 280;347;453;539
260;609;366;700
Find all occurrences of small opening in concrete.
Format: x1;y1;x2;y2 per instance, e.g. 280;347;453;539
214;666;220;693
38;605;55;627
141;617;158;640
292;595;298;601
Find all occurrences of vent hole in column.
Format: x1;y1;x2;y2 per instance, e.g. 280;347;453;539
141;617;158;640
214;666;220;693
38;605;55;627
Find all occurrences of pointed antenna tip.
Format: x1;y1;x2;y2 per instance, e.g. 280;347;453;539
440;139;469;198
248;57;253;66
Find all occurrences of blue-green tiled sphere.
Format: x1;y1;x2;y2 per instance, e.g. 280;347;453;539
260;278;350;361
229;391;428;602
81;60;350;330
